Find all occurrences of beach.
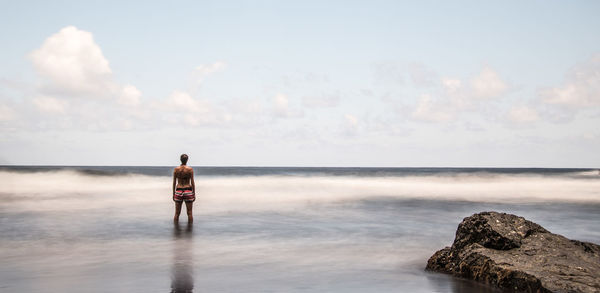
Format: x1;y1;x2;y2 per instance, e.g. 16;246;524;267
1;166;599;292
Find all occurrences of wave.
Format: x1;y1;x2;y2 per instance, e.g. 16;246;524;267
1;169;599;213
2;166;598;178
571;170;600;177
0;166;169;177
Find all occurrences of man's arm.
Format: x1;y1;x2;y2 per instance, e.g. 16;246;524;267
190;168;195;193
172;169;177;194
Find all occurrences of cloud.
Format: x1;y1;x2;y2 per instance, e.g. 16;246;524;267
272;93;290;117
166;90;210;113
409;63;437;87
408;66;509;124
442;78;462;95
280;72;339;109
0;104;16;121
539;54;600;108
183;114;201;126
470;66;508;99
221;98;264;124
360;89;374;97
32;96;68;114
30;26;113;96
194;61;226;85
29;26;143;106
345;114;358;126
160;90;236;127
16;26;149;131
439;67;507;103
282;72;329;88
507;106;539;124
271;93;303;118
118;85;141;106
372;62;404;85
302;91;340;108
412;94;454;122
342;114;359;135
150;63;231;127
441;77;467;106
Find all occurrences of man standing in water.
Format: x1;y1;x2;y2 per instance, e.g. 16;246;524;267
173;154;195;222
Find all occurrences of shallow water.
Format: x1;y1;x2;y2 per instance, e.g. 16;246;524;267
1;167;599;292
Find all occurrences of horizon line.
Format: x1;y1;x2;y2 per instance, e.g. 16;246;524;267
1;164;598;169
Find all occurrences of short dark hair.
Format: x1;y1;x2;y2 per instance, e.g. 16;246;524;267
180;154;189;164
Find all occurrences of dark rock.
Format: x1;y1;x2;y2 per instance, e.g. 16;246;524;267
426;212;600;293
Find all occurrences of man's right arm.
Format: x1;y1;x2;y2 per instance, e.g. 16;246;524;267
172;169;177;194
190;168;195;193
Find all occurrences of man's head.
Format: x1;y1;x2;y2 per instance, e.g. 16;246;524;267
180;154;189;165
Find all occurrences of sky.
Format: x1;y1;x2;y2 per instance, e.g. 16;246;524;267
1;0;599;167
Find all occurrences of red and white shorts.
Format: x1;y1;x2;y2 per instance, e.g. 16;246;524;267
173;187;195;202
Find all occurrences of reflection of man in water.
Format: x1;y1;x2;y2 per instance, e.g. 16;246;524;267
173;154;195;222
171;221;194;293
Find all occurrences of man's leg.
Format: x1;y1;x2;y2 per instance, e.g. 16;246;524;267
174;201;183;222
185;201;193;222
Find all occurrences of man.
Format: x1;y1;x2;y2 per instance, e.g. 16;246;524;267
173;154;195;222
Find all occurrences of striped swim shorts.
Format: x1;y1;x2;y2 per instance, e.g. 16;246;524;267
173;187;195;202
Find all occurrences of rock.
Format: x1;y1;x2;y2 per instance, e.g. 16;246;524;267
426;212;600;293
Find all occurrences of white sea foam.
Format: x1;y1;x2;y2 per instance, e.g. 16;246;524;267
1;170;599;212
573;170;600;177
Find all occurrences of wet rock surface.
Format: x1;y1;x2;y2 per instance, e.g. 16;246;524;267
426;212;600;293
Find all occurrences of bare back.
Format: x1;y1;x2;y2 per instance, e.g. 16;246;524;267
174;166;194;188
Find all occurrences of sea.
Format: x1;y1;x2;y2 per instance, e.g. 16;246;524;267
1;166;599;292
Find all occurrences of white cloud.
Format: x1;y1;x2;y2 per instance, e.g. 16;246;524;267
32;96;69;114
118;85;141;106
283;72;329;89
343;114;359;135
194;61;226;85
441;77;467;106
409;66;509;124
273;93;289;116
409;63;437;87
166;90;210;113
30;26;114;96
582;132;599;140
302;91;340;108
507;106;539;124
0;104;16;121
29;26;143;112
470;66;507;99
540;54;600;107
178;112;225;127
280;71;339;109
442;78;462;95
440;67;506;103
271;93;303;118
160;90;230;127
542;85;580;105
184;114;200;126
345;114;358;126
412;94;454;122
220;98;264;125
372;62;404;85
360;89;374;97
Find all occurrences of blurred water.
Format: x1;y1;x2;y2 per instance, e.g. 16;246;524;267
1;167;599;292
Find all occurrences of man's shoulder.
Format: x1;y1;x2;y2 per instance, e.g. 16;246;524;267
175;166;193;171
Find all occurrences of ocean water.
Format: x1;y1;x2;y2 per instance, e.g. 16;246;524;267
1;166;599;292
